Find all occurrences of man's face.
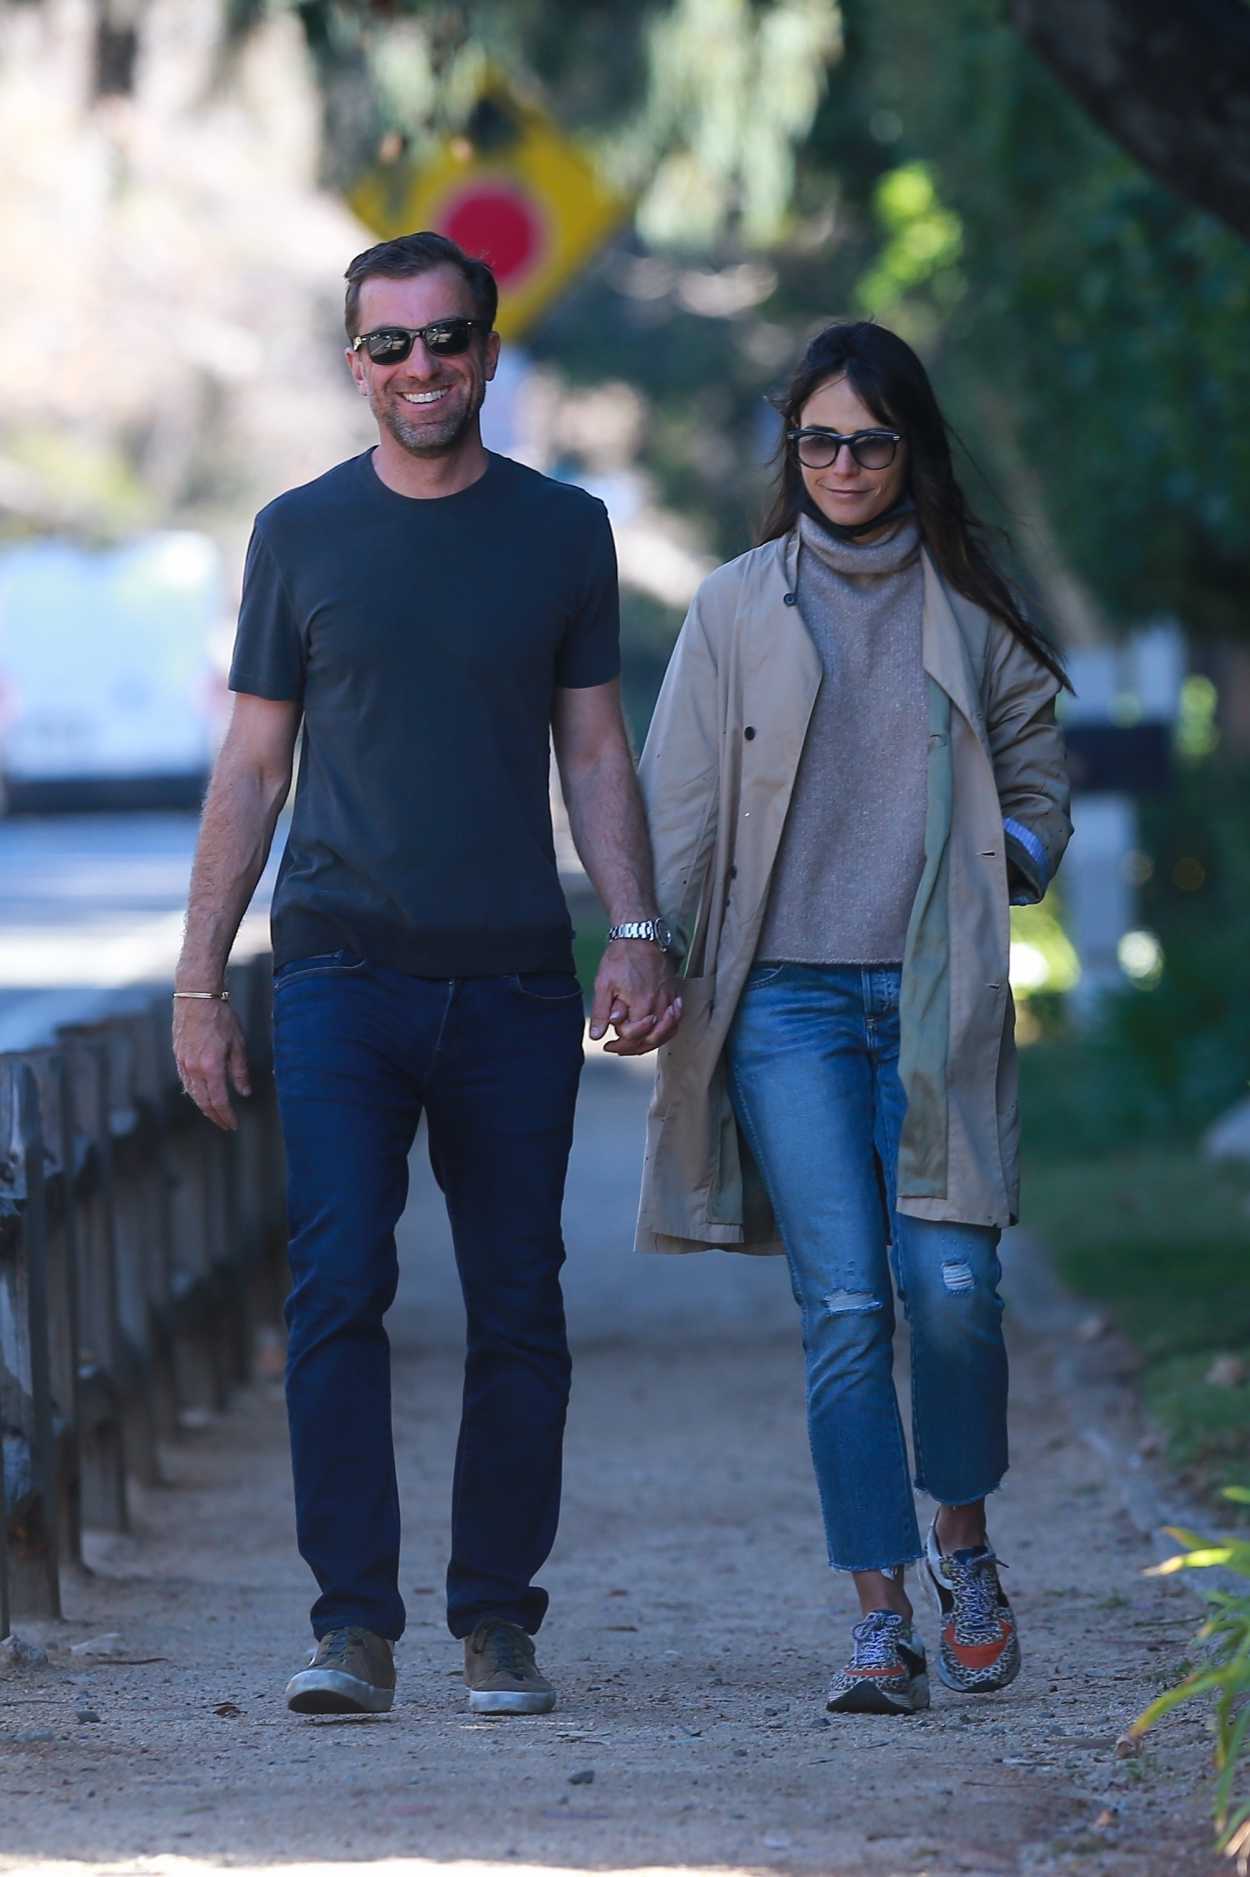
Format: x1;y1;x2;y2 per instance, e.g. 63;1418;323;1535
346;265;500;458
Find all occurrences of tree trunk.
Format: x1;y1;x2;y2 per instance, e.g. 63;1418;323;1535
1009;0;1250;244
92;0;146;101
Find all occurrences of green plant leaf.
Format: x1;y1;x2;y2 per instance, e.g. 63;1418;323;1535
1150;1545;1236;1573
1134;1669;1227;1732
1161;1523;1215;1551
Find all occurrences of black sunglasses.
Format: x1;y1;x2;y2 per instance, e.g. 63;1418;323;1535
787;426;902;470
352;317;487;364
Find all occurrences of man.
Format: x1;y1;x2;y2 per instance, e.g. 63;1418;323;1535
172;231;680;1718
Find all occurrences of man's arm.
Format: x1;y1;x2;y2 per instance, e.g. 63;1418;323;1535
551;679;681;1056
173;692;300;1129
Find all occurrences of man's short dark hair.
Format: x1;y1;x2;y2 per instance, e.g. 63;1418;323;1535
343;231;499;340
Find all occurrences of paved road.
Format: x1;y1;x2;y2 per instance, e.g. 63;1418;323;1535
0;811;278;1052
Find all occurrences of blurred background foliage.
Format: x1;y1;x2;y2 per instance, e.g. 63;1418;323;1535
8;0;1250;647
248;0;1250;643
1021;747;1250;1159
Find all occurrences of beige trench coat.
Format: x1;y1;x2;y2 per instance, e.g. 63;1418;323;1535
635;528;1072;1255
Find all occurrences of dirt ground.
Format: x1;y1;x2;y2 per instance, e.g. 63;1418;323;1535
0;1053;1224;1877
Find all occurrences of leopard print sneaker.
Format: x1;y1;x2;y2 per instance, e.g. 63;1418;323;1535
923;1519;1021;1693
825;1610;930;1715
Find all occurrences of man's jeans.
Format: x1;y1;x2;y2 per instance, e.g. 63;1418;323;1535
726;963;1008;1574
272;953;584;1642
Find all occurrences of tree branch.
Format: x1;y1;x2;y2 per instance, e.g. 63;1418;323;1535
1009;0;1250;243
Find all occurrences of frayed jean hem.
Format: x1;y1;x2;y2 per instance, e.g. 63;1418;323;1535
828;1549;925;1576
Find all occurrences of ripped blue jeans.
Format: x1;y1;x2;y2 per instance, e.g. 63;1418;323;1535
726;963;1008;1574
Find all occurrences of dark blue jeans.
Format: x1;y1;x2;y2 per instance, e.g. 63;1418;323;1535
272;952;585;1642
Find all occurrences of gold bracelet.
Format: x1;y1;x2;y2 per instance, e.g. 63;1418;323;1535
173;990;230;1001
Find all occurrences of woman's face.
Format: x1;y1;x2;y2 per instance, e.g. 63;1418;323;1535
796;375;908;534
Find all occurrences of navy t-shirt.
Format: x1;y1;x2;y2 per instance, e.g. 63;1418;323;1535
228;449;620;976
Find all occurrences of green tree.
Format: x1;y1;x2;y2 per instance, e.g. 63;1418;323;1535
40;1;1250;652
815;1;1250;640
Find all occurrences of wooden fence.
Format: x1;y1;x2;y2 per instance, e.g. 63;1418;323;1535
0;953;285;1635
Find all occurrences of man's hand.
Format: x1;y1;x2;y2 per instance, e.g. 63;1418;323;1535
589;940;682;1057
172;999;253;1131
551;682;681;1057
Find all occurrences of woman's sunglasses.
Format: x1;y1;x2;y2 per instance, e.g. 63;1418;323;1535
352;317;487;364
787;426;902;470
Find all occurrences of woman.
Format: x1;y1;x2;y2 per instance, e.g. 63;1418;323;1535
635;321;1071;1716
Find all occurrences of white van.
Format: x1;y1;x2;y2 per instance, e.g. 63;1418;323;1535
0;532;229;810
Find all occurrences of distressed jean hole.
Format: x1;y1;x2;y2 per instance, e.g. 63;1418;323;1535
822;1289;883;1316
941;1259;975;1294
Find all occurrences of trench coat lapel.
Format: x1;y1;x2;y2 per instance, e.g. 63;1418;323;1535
761;530;823;716
921;555;986;741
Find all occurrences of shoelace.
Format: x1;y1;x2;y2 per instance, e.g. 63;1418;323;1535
478;1623;533;1678
849;1611;907;1669
318;1626;370;1665
944;1554;1003;1642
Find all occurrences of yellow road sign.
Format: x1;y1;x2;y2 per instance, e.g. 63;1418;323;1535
349;82;630;341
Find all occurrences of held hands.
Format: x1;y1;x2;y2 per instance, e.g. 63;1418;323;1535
172;998;252;1131
589;939;683;1057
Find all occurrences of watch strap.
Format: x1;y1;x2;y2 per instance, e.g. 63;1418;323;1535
607;918;666;945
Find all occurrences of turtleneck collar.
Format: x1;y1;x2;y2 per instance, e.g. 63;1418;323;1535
799;503;921;577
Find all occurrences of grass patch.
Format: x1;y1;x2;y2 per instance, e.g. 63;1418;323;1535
1143;1351;1250;1476
1022;1146;1250;1505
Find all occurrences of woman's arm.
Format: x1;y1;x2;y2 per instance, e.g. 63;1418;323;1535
985;624;1073;905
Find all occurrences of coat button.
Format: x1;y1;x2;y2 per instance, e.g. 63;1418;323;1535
783;591;797;606
744;725;756;740
729;865;738;879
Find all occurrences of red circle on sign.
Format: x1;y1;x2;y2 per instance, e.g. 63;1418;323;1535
442;183;547;289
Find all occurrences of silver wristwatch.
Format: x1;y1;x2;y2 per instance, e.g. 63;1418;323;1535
607;916;674;951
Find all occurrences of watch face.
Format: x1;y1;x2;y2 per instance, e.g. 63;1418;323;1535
655;916;674;951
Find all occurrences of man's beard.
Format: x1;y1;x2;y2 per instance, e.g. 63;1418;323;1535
374;382;482;458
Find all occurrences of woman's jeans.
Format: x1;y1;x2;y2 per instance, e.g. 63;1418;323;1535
272;953;585;1643
726;963;1008;1574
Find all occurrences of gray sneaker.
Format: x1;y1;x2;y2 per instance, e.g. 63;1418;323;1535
285;1626;395;1714
464;1618;556;1715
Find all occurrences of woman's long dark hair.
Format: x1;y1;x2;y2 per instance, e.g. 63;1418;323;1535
760;321;1071;689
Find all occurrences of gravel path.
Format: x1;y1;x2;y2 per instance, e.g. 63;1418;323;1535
0;1055;1222;1877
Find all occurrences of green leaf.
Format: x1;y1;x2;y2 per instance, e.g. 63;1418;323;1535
1150;1545;1236;1573
1161;1524;1214;1551
1134;1669;1227;1732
